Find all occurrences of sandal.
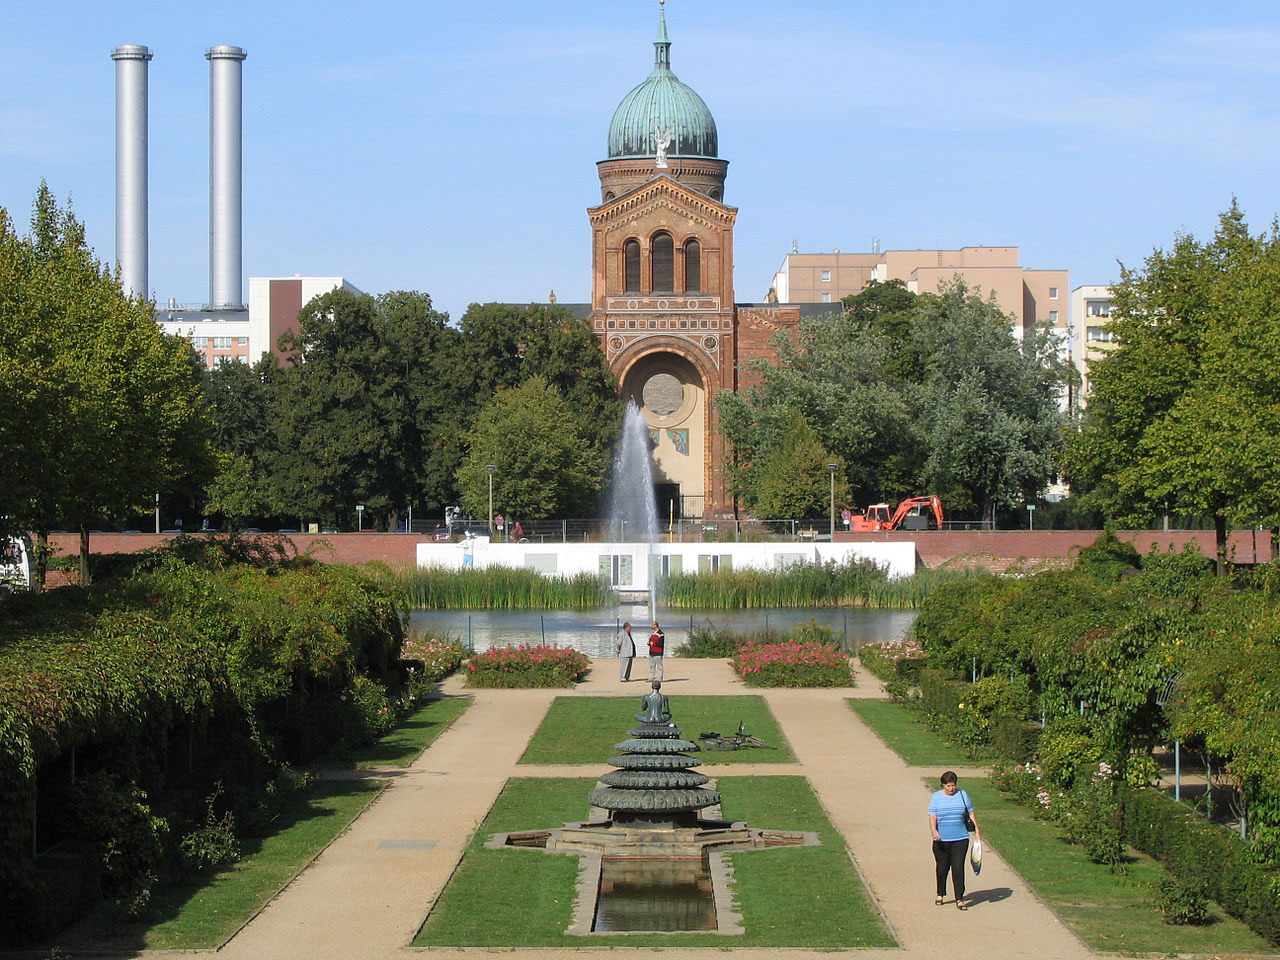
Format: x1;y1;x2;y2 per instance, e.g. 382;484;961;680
935;896;944;906
956;900;968;910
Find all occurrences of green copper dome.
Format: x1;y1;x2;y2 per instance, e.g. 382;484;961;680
606;5;718;161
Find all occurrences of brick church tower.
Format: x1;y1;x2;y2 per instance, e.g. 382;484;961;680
588;3;740;520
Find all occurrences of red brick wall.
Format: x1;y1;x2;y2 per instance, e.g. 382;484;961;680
43;529;1267;576
833;529;1271;569
47;532;423;568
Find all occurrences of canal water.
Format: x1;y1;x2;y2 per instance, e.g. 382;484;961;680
408;606;917;657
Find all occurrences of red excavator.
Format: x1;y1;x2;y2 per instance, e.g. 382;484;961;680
848;495;944;532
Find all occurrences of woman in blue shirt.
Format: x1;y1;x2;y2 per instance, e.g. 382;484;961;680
928;770;981;909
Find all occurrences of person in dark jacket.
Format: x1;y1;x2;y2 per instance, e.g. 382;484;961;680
647;621;665;681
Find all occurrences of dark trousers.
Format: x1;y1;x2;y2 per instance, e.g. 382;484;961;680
933;838;969;900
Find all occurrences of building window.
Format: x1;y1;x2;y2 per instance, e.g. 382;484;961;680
821;293;832;303
683;238;701;292
651;232;674;292
1049;310;1059;323
598;553;635;585
623;239;641;293
213;336;232;349
236;337;248;346
1087;326;1114;343
1049;286;1059;299
1087;301;1111;317
821;269;831;282
191;336;206;349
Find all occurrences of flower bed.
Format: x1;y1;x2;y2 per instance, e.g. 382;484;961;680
401;636;466;682
858;638;926;684
732;641;855;688
465;644;590;688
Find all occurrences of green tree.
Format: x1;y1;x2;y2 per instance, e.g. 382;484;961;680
455;377;602;521
269;288;461;528
458;303;621;459
0;184;212;584
751;411;849;520
1063;202;1276;572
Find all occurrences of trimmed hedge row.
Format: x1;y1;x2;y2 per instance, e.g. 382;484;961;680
1120;784;1280;945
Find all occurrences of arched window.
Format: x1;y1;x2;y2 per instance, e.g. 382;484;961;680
683;239;701;293
651;232;674;292
623;238;641;293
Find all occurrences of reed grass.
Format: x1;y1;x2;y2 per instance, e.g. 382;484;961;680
663;561;979;609
397;567;611;609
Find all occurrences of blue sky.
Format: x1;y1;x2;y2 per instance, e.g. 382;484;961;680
4;0;1279;321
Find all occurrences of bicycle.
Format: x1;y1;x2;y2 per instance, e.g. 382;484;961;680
698;720;776;751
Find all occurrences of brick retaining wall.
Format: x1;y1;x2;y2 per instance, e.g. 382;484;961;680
43;528;1273;574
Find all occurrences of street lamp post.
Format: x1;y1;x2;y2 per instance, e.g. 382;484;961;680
1027;503;1035;531
487;464;496;534
828;463;838;539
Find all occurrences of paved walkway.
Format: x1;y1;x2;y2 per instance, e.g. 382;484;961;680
134;660;1092;959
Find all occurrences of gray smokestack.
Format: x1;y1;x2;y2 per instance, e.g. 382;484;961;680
206;45;247;309
111;44;152;300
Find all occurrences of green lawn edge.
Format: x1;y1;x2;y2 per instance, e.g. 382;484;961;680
344;694;472;768
847;697;971;767
856;692;1274;955
414;775;894;948
961;779;1277;955
58;696;474;951
520;695;796;764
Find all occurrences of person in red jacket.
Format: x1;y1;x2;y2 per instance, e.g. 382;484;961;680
647;621;665;682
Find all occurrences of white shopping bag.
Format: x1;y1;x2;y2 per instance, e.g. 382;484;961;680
970;838;983;874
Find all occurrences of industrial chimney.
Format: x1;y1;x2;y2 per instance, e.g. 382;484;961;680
206;45;247;309
111;44;152;300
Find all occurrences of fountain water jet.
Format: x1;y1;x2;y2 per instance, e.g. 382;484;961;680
605;402;661;619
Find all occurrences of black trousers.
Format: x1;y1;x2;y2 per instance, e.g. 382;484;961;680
933;838;969;900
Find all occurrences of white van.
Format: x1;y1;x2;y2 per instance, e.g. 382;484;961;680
0;537;31;593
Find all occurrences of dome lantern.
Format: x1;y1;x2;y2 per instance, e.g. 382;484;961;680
606;3;718;161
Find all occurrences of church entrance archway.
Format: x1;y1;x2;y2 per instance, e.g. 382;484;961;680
621;353;705;519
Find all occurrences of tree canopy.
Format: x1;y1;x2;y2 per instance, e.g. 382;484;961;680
721;279;1070;520
0;184;212;583
1063;201;1280;572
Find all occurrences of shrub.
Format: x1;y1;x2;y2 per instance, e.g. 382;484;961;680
178;783;240;879
858;638;925;684
343;675;396;744
1054;768;1127;871
1038;716;1105;789
1119;784;1280;944
69;772;169;903
677;627;745;658
732;641;854;687
465;644;590;688
1151;875;1210;925
401;636;466;682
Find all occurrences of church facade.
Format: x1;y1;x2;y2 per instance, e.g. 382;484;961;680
586;5;810;520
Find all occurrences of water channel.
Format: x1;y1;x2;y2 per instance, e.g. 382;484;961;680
408;606;917;656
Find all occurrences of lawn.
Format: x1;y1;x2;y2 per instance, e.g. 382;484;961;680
64;780;384;951
415;775;894;947
963;779;1277;955
519;695;795;764
341;695;472;767
847;698;970;767
55;696;473;951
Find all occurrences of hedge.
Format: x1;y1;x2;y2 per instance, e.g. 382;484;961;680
1119;784;1280;945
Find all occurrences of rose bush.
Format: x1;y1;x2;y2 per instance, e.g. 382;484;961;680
465;644;590;688
733;640;854;688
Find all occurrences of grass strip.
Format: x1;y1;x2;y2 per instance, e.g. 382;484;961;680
519;695;795;764
72;780;384;951
342;695;472;768
415;775;894;947
962;780;1277;955
847;698;970;767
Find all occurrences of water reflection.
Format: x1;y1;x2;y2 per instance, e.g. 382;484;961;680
408;606;917;656
593;855;717;932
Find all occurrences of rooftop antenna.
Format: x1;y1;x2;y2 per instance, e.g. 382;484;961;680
872;236;880;254
791;238;799;254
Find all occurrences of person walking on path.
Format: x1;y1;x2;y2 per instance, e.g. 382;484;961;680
928;770;981;909
647;621;665;681
615;621;636;681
